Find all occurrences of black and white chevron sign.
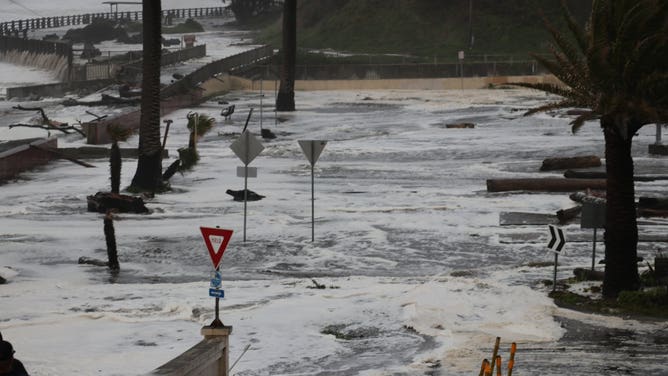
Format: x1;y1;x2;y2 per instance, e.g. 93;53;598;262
547;225;566;253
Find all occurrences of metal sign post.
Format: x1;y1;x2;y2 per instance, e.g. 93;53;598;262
581;201;606;271
200;226;233;327
230;117;264;243
547;224;566;292
298;140;328;242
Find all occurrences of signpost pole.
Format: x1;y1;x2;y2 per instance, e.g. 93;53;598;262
243;164;248;243
212;266;222;327
311;162;315;242
591;228;597;271
553;253;558;293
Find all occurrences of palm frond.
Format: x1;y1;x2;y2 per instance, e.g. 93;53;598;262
571;111;599;133
525;99;583;116
507;82;575;99
560;0;588;54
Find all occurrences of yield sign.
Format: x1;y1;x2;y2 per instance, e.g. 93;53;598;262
298;140;327;166
547;225;566;253
230;130;264;165
200;227;233;269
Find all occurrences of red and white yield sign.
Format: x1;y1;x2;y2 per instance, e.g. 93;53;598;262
200;227;233;269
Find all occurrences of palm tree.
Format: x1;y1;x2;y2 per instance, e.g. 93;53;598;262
276;0;296;111
130;0;163;192
516;0;668;298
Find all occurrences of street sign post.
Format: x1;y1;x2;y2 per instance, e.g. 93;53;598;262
230;130;264;242
298;140;328;242
200;226;233;327
581;201;606;271
547;224;566;292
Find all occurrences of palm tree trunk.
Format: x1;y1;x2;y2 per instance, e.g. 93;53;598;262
131;0;163;192
276;0;296;111
602;120;640;298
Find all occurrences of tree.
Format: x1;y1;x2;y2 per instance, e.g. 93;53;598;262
130;0;163;192
276;0;297;111
516;0;668;297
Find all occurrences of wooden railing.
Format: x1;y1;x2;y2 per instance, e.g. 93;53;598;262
0;7;228;36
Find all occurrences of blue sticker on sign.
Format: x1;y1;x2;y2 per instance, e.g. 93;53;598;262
209;288;225;298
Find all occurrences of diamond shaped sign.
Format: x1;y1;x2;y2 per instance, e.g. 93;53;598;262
200;227;233;269
298;140;328;166
230;130;264;166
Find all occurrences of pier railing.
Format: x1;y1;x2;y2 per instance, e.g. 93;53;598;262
0;7;228;36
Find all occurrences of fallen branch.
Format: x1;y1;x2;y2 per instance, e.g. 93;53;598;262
29;144;95;168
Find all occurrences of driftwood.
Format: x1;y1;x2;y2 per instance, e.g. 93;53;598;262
87;192;149;213
9;123;85;137
638;197;668;210
62;94;140;107
78;256;109;267
540;155;601;171
11;105;86;136
446;122;475;129
486;178;606;192
556;205;582;223
226;189;265;202
637;208;668;218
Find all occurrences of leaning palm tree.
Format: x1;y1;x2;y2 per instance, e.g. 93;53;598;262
515;0;668;298
276;0;297;111
130;0;163;192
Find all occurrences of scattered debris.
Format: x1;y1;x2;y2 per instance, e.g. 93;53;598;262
446;122;475;129
86;192;149;214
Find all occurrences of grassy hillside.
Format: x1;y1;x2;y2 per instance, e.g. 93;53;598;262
254;0;591;60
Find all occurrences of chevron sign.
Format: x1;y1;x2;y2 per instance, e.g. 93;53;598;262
547;225;566;253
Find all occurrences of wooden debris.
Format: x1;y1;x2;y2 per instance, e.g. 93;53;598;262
62;94;140;107
540;155;601;171
565;169;668;181
569;191;607;205
486;178;605;192
78;256;109;267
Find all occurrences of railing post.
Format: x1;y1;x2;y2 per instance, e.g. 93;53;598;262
200;325;232;376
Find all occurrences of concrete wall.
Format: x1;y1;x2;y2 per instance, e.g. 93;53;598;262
0;138;57;181
225;74;561;92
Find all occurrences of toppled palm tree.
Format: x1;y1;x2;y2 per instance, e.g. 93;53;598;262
515;0;668;297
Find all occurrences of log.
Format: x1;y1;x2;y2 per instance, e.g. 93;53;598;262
87;191;149;213
486;178;606;192
569;191;607;204
637;208;668;218
564;169;668;182
540;155;601;171
556;205;582;223
638;197;668;210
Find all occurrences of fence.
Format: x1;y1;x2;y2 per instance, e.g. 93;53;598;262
0;7;228;36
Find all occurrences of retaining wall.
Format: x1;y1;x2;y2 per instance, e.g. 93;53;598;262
6;79;113;99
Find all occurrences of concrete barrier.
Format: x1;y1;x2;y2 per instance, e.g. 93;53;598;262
0;137;57;181
149;326;232;376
